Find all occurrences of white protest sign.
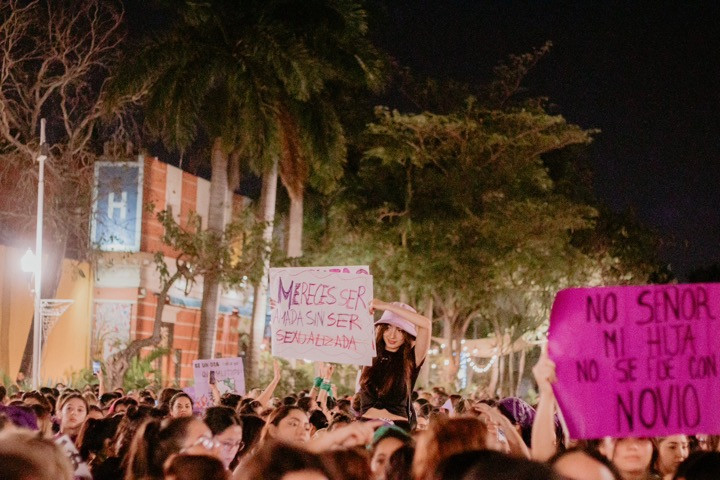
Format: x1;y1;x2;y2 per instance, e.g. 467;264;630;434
55;434;92;479
192;357;246;410
269;267;375;365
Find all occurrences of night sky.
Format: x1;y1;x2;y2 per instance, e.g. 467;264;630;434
125;1;720;279
373;1;720;279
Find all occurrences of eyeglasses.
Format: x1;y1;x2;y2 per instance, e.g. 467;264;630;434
218;439;244;451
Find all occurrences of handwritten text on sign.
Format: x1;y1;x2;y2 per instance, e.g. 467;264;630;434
269;268;375;365
549;284;720;439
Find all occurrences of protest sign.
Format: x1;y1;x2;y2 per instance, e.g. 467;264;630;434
549;283;720;439
55;434;92;479
192;357;246;410
269;267;375;365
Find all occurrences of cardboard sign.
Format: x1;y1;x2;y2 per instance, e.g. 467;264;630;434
549;284;720;439
192;357;246;410
269;268;375;365
55;434;92;479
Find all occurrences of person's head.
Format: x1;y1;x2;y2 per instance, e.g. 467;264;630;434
99;392;120;408
238;414;265;460
58;393;88;436
233;441;329;480
126;416;215;480
334;398;352;415
552;447;621;480
0;429;73;480
297;396;315;413
169;393;194;418
434;449;560;480
109;396;139;416
158;387;182;407
323;447;372;480
384;444;415;480
611;437;655;480
76;415;123;462
203;406;243;469
412;416;489;480
240;399;264;416
375;303;418;353
655;434;690;477
308;409;328;435
496;397;536;448
673;450;720;480
0;404;38;430
29;403;53;436
261;406;310;445
328;412;353;431
164;454;229;480
370;425;412;480
21;390;51;410
219;393;242;410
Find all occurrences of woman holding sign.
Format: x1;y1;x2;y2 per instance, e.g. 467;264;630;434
353;299;431;428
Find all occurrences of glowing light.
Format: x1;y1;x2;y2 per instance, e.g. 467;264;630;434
466;355;498;374
21;249;37;273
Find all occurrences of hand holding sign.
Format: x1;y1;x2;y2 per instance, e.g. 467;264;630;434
532;346;556;397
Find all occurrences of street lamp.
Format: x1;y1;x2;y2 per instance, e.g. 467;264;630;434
21;249;37;274
31;118;48;389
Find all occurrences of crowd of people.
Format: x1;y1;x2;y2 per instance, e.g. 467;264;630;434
1;299;718;480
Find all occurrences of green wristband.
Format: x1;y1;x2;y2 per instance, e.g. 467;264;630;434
320;381;333;397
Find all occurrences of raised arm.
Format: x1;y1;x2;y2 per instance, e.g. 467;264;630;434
372;299;432;365
254;359;281;408
530;347;559;462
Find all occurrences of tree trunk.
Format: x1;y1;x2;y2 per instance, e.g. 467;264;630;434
507;349;515;398
516;347;526;396
105;266;185;390
286;193;303;258
497;353;505;398
441;317;453;386
417;296;433;389
488;351;499;398
248;159;278;384
198;138;228;360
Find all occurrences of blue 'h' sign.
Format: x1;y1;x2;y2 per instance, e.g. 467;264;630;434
91;159;144;252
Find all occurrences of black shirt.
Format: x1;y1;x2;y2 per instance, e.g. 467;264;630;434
354;347;423;419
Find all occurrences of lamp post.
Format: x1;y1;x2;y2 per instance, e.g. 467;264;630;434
32;118;48;389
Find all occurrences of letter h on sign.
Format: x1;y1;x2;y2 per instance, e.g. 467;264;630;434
108;191;128;220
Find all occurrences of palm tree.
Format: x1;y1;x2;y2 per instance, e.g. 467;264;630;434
112;0;381;375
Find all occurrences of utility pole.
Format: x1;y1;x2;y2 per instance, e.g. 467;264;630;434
32;118;48;389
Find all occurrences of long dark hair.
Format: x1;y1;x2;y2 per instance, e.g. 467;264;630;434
359;324;415;398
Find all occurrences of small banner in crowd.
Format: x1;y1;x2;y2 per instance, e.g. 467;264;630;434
549;283;720;439
192;357;246;410
269;267;375;365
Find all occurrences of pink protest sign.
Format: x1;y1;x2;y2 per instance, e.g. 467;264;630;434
269;267;375;365
549;283;720;439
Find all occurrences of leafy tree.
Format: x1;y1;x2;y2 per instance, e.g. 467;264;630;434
303;47;607;391
112;1;382;381
102;209;267;390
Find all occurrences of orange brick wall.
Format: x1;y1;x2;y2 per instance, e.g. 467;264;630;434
97;157;247;387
